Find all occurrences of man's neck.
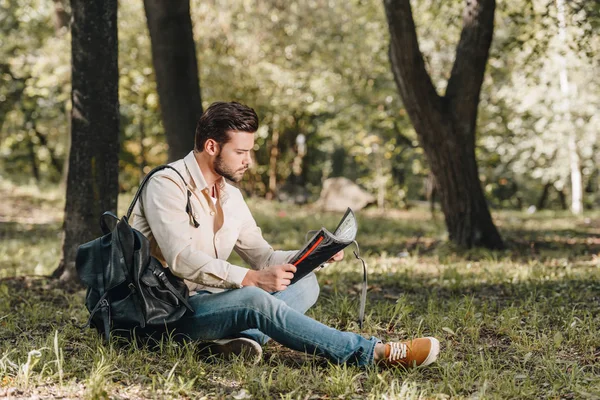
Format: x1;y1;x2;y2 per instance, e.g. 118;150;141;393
193;150;221;190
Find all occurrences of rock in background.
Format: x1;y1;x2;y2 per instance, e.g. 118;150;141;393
316;177;375;212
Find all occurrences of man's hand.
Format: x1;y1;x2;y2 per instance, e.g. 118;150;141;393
242;264;297;292
327;250;344;263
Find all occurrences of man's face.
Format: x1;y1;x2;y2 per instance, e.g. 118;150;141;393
213;130;254;183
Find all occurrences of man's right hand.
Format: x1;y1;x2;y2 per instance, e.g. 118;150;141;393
242;264;297;292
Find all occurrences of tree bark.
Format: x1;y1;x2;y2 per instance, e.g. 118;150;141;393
143;0;202;161
53;0;120;282
384;0;504;249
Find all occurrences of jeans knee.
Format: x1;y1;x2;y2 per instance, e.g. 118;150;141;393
298;272;320;307
240;286;279;311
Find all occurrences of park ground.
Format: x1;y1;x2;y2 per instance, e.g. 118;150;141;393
0;180;599;399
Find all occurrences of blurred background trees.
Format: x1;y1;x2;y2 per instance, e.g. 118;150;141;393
1;0;598;247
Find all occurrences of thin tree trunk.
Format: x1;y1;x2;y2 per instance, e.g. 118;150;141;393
52;0;69;32
53;0;120;282
143;0;202;161
558;189;568;210
596;147;600;206
425;172;437;213
374;146;386;210
140;113;147;181
266;129;280;200
34;128;62;174
537;182;552;210
556;0;582;214
384;0;503;249
28;134;39;182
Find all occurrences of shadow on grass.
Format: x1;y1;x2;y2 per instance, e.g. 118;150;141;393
502;228;600;256
0;221;62;241
321;268;599;335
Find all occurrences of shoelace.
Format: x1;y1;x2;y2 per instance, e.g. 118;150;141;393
388;342;408;361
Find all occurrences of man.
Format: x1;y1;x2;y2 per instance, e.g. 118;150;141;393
132;101;440;367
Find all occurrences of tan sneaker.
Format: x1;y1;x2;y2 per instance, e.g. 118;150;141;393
380;337;440;368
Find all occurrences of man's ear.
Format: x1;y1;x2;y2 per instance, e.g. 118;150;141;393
205;139;219;156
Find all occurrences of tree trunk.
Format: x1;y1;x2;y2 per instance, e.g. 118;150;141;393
34;128;62;174
425;172;437;213
27;134;39;182
53;0;120;282
555;0;582;215
537;182;552;210
52;0;70;32
384;0;503;249
143;0;202;161
266;129;280;200
139;110;147;181
558;189;568;210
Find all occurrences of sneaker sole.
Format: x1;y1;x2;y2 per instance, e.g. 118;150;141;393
210;338;263;364
421;337;440;366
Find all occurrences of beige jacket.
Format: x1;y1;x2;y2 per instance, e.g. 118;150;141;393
131;151;296;294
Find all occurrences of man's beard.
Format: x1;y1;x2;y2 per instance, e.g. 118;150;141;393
214;154;247;183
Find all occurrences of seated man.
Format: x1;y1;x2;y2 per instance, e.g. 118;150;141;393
132;101;440;367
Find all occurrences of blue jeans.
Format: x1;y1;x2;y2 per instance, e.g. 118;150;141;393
174;273;379;366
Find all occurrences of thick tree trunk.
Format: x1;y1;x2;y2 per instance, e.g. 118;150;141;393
143;0;202;161
384;0;503;249
53;0;119;282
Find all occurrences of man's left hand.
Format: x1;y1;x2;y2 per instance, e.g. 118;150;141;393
327;250;344;263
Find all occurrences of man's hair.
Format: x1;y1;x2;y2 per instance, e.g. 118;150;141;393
194;101;259;152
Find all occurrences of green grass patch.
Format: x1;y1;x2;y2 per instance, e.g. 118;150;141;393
1;183;599;398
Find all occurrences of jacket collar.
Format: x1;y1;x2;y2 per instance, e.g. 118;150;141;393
183;151;229;203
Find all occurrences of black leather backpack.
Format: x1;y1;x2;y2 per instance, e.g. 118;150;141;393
76;165;196;341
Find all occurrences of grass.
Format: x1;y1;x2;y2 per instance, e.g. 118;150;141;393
0;180;599;398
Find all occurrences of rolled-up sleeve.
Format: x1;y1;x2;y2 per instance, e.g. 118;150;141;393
141;175;249;289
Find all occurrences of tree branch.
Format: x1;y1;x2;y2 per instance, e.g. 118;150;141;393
384;0;441;117
33;128;63;174
446;0;496;136
393;121;416;148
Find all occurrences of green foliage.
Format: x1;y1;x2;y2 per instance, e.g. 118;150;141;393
479;0;600;208
0;0;69;183
190;0;420;200
1;0;599;207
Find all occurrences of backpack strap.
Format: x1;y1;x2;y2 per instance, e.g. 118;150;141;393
78;292;111;342
126;165;199;228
